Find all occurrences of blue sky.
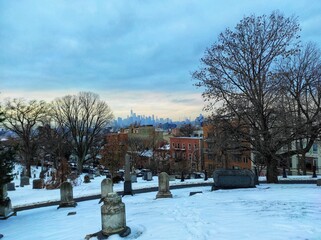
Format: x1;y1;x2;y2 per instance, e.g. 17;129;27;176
1;0;321;120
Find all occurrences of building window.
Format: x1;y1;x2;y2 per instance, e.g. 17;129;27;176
177;143;180;149
188;144;191;150
182;144;185;149
189;154;192;160
172;143;175;148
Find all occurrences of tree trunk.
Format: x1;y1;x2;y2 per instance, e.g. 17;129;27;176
26;160;32;178
266;158;278;183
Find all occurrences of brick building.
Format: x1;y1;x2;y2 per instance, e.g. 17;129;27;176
169;137;203;174
202;124;252;172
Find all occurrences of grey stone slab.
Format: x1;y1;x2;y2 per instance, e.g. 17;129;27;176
212;169;255;190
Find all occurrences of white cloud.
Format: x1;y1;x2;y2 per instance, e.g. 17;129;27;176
1;0;321;119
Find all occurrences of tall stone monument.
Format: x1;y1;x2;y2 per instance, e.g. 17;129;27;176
0;184;15;219
156;172;172;199
123;154;133;196
58;181;77;209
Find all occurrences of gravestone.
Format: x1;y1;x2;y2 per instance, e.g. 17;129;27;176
6;182;15;191
32;179;44;189
204;170;208;181
101;192;130;237
85;192;131;239
181;171;185;182
39;171;46;179
94;170;101;177
156;172;172;199
131;174;137;183
0;184;15;219
123;154;133;196
143;171;153;181
58;182;77;209
99;178;113;203
317;179;321;186
212;169;255;191
84;175;91;183
88;173;94;180
20;176;30;187
169;175;176;181
189;191;202;196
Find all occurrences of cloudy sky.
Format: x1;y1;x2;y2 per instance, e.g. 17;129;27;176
1;0;321;120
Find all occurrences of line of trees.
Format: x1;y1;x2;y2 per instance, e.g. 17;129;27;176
0;92;113;177
193;11;321;183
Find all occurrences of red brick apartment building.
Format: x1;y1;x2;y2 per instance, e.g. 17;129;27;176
169;137;203;174
202;124;252;172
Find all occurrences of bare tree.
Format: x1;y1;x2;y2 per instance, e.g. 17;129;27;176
193;12;321;183
100;133;127;177
178;124;195;137
52;92;113;173
127;135;147;169
277;42;321;173
35;123;72;170
1;99;48;177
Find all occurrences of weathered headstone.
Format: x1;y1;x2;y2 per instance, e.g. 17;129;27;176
212;169;255;191
131;174;137;183
39;171;46;179
0;184;15;219
32;179;44;189
94;170;101;177
169;175;176;181
123;154;133;196
156;172;172;199
189;191;202;196
143;171;153;181
85;192;131;239
101;193;130;237
6;182;15;191
84;175;91;183
88;173;94;180
317;179;321;186
20;176;30;187
99;178;113;203
58;182;77;209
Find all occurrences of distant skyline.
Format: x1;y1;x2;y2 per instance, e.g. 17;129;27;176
1;1;321;120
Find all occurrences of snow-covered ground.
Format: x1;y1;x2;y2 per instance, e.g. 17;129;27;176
2;166;321;240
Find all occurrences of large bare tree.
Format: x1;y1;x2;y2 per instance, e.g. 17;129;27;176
193;12;321;183
52;92;113;173
277;42;321;173
1;99;48;177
